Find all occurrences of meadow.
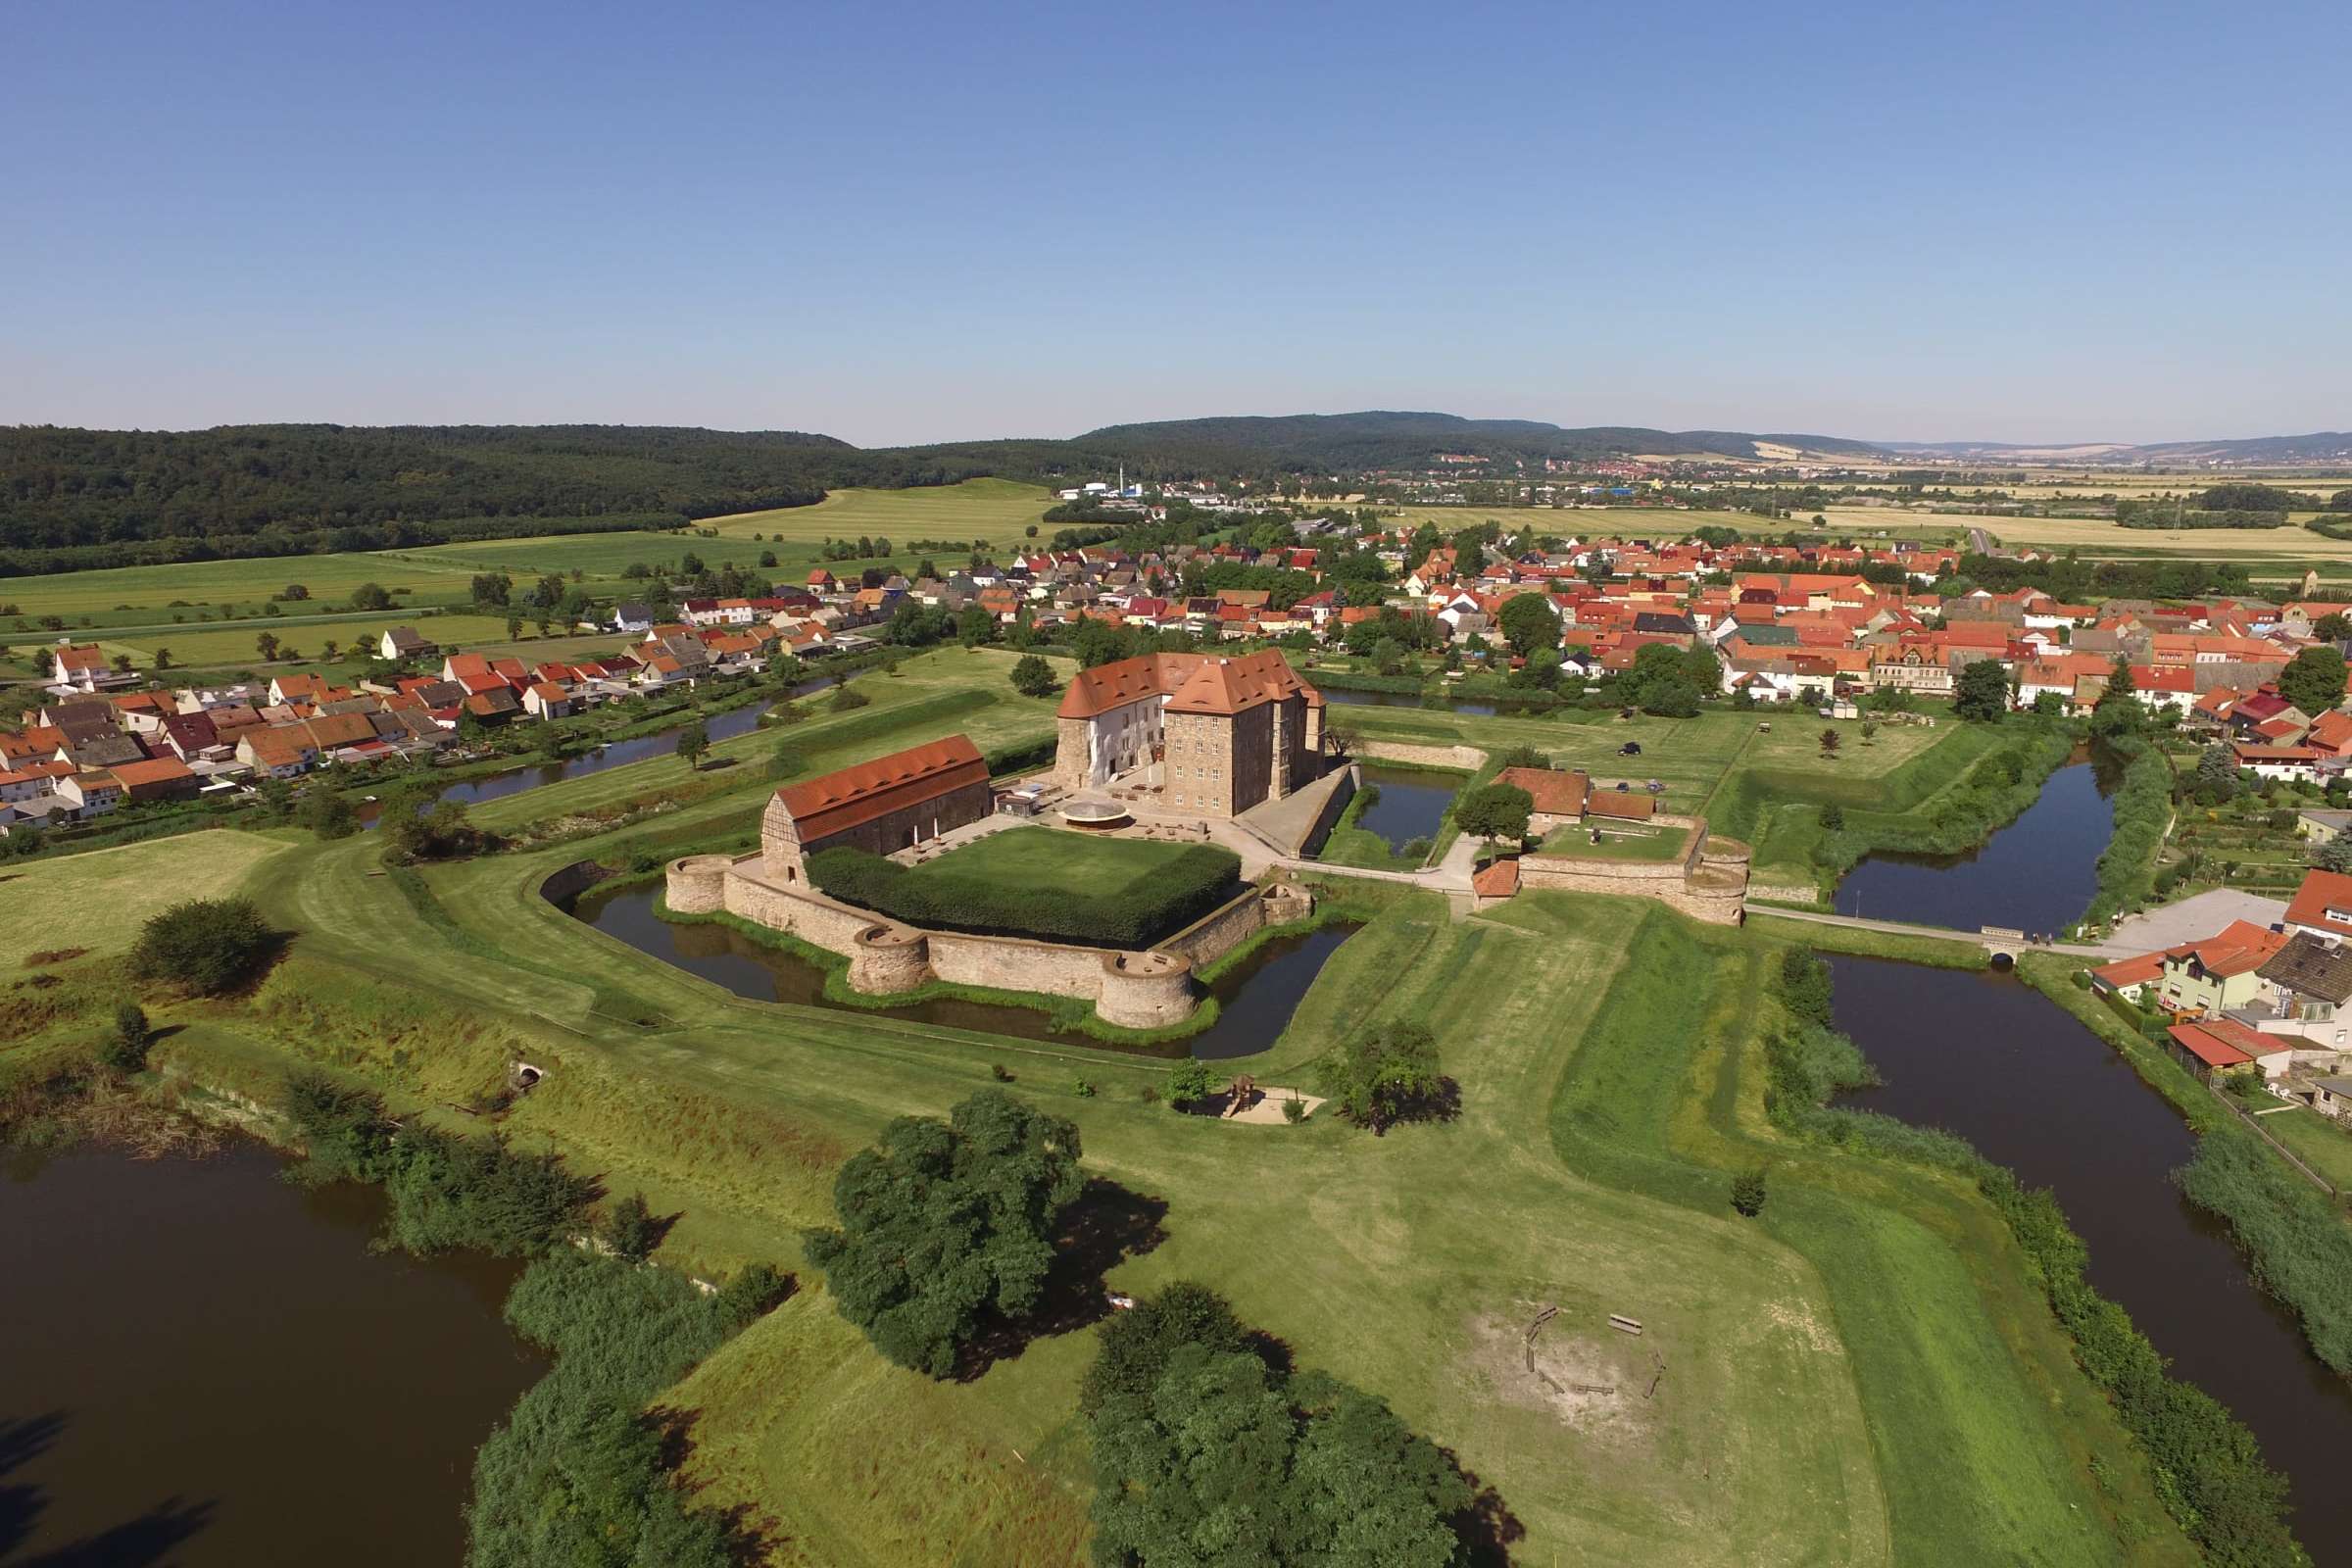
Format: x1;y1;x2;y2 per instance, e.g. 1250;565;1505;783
0;665;2215;1564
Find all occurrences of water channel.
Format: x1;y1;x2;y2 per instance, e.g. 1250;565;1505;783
1831;752;2120;934
0;1142;546;1566
564;881;1351;1060
1349;763;1462;852
1821;759;2352;1559
361;674;837;826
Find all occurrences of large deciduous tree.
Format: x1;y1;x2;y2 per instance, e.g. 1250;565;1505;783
1953;659;2010;721
1495;591;1560;660
1010;654;1060;698
132;897;275;994
805;1090;1085;1378
2280;646;2349;718
1322;1021;1447;1133
1084;1283;1476;1568
1450;783;1533;846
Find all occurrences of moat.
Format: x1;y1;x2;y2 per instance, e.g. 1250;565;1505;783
565;879;1353;1058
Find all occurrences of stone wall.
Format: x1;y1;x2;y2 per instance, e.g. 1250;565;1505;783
1157;881;1319;968
760;776;995;883
671;852;1269;1031
1514;816;1748;926
1349;739;1485;771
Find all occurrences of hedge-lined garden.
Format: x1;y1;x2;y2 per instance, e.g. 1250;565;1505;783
808;827;1243;947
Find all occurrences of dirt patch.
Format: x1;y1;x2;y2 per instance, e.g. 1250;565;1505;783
1463;1308;1663;1445
1764;1299;1841;1356
23;947;90;967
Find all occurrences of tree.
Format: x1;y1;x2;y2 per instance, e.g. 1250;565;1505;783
675;719;709;770
280;583;310;601
100;1003;152;1074
1494;744;1551;771
2091;657;2142;736
2196;743;2241;802
2314;836;2352;875
469;572;512;609
1819;803;1845;832
255;631;281;662
1954;659;2010;721
132;897;274;995
153;647;172;670
1322;1021;1446;1133
1495;592;1559;659
1450;782;1533;845
599;1193;662;1261
2316;612;2352;642
506;614;524;643
1009;654;1059;699
1861;720;1880;746
295;787;360;840
110;653;132;674
1070;618;1130;669
1818;727;1841;758
1083;1285;1474;1568
1167;1056;1215;1108
956;606;997;647
2280;646;2349;717
350;582;392;611
804;1090;1085;1377
1731;1168;1769;1217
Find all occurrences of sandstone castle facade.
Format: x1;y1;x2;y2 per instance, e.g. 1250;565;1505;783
1053;650;1325;817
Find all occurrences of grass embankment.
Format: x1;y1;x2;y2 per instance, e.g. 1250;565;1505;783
2082;736;2176;929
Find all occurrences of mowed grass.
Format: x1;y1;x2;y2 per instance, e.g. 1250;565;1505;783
0;829;294;966
1539;820;1690;859
701;477;1055;544
903;825;1219;900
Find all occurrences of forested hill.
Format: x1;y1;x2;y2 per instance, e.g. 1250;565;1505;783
1074;411;1891;468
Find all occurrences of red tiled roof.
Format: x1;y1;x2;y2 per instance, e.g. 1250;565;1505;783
2286;869;2352;934
1057;651;1318;720
774;733;989;844
1494;766;1590;817
1471;858;1520;898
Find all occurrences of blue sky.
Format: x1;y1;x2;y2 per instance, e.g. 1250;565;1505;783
6;0;2346;445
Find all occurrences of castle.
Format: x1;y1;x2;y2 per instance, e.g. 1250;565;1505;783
759;733;993;883
1054;650;1325;817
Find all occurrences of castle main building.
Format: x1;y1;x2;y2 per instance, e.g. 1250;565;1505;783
1054;650;1324;818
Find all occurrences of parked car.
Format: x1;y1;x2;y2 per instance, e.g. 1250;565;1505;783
1618;741;1642;756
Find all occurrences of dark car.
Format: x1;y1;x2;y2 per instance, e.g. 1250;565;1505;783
1618;741;1642;756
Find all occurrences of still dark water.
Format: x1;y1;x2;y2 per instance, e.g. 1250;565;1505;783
1320;687;1497;717
1828;959;2352;1560
361;675;836;826
0;1142;545;1566
568;883;1349;1059
1833;755;2118;933
1351;764;1461;851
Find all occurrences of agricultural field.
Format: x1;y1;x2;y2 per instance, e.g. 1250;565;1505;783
701;477;1055;545
0;830;294;967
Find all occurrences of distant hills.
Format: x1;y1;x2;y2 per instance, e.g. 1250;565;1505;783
5;413;2348;575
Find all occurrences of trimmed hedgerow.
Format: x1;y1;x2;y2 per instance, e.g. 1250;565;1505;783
807;840;1242;948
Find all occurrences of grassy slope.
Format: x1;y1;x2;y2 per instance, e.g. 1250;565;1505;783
0;830;297;965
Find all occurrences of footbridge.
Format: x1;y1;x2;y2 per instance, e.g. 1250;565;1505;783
1751;906;2132;962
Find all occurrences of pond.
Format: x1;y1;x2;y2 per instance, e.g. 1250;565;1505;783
1349;764;1461;852
0;1142;545;1566
1832;753;2119;933
564;881;1352;1060
1319;687;1497;717
1828;956;2352;1563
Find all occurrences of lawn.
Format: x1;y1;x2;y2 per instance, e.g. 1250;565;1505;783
0;829;294;966
1539;821;1690;859
2254;1105;2352;1195
816;825;1243;948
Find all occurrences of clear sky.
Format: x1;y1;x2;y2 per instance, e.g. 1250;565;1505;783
6;0;2346;446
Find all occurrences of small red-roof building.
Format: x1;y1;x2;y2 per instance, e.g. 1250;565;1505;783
760;733;993;882
2167;1018;2291;1081
2285;868;2352;942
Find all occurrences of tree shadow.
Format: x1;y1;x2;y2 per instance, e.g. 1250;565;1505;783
1438;1450;1526;1567
645;1406;789;1567
1;1410;218;1568
1361;1076;1463;1136
956;1177;1169;1380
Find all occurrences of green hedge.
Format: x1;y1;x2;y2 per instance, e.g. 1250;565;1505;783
2082;736;2174;927
806;843;1242;948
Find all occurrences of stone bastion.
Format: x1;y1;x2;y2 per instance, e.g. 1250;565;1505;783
1514;814;1751;926
662;853;1314;1029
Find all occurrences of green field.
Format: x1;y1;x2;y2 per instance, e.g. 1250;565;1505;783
702;477;1055;545
0;655;2208;1564
0;830;296;966
1540;820;1690;859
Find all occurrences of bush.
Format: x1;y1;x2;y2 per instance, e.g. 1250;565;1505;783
1321;1021;1448;1132
598;1193;662;1261
828;682;870;712
99;1003;151;1074
1167;1056;1214;1107
132;897;274;994
1731;1168;1768;1216
1281;1096;1306;1125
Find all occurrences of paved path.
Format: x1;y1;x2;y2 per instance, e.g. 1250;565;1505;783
2108;890;2289;954
1748;904;2132;959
